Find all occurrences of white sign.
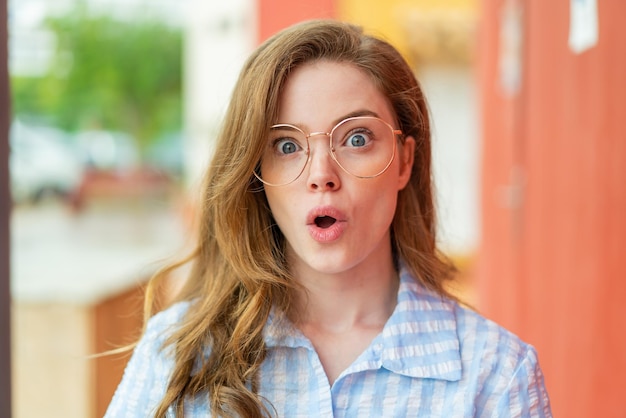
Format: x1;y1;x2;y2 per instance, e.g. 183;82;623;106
498;0;524;96
569;0;599;54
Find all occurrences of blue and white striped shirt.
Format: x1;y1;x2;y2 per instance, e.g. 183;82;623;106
105;267;552;417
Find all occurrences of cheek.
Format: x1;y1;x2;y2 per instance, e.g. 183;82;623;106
357;178;399;221
382;190;400;222
264;189;294;229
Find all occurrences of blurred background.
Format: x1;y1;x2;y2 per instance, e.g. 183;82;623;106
2;0;625;417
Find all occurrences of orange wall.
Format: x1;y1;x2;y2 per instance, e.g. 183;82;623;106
478;1;626;417
257;0;336;43
94;285;144;418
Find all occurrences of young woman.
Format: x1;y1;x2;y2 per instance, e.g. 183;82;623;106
105;20;552;417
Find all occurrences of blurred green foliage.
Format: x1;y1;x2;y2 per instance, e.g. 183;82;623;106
11;11;182;154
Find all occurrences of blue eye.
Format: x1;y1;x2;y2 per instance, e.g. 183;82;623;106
348;133;368;147
276;139;300;155
343;129;373;148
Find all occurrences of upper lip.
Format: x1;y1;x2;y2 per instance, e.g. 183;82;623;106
306;206;347;225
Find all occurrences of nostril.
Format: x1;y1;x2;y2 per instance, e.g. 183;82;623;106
309;180;338;191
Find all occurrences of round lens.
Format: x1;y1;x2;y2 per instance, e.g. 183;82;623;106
331;117;396;178
256;124;309;186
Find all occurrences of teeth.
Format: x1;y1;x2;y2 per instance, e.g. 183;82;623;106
315;216;336;228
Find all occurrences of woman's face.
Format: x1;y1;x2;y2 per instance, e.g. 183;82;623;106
264;60;415;278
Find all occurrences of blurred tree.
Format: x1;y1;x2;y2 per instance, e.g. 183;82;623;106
11;10;182;155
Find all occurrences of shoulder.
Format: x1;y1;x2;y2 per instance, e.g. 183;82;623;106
398;267;540;374
132;300;193;370
143;300;192;342
104;301;193;417
453;302;534;374
398;268;551;415
453;302;529;363
452;304;551;415
134;300;192;361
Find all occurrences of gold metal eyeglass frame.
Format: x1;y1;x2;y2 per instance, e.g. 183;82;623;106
254;116;403;187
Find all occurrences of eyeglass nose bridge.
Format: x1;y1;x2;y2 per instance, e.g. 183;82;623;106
303;131;335;156
305;131;332;145
306;131;331;138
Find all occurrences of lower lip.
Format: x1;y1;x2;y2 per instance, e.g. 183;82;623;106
308;221;346;242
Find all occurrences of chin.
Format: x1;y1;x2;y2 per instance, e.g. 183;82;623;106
301;253;365;276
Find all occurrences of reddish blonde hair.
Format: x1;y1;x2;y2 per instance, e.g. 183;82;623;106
146;19;455;417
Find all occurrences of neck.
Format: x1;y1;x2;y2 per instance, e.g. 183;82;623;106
289;254;399;333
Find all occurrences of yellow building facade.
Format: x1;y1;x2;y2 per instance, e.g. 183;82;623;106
337;0;477;67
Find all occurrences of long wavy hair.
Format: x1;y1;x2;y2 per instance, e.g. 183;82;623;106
146;19;456;417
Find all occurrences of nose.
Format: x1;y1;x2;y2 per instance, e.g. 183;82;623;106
306;135;340;192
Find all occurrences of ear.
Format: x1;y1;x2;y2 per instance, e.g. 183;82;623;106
397;136;415;190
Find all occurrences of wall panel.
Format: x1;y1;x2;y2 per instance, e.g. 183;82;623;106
478;1;626;416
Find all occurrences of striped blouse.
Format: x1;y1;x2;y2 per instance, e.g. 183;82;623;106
105;267;552;417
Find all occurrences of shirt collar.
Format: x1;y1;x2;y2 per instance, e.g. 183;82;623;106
264;308;312;350
263;265;463;382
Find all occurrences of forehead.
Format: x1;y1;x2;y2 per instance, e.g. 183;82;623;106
277;60;395;128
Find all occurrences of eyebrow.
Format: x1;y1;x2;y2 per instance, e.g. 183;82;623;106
273;109;382;130
332;109;380;126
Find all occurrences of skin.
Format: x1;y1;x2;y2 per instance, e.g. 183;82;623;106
264;60;415;385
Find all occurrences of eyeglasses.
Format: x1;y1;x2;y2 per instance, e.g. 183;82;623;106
254;116;403;186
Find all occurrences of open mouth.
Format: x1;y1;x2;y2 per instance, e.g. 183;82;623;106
315;216;337;229
307;208;345;242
